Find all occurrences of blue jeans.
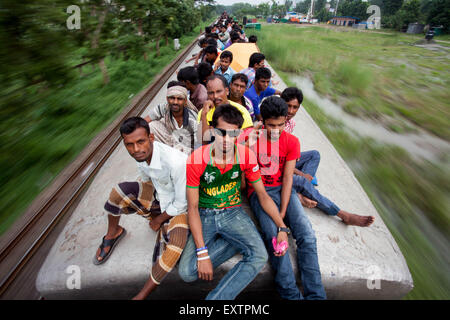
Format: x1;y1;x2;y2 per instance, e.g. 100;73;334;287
297;150;321;176
294;150;340;216
249;186;326;300
178;206;268;300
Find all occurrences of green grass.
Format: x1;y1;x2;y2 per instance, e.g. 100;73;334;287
253;24;450;139
0;21;210;235
272;28;450;299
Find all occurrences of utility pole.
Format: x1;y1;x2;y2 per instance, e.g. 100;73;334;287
335;0;339;16
307;0;315;21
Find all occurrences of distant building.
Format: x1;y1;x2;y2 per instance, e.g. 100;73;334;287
331;16;360;27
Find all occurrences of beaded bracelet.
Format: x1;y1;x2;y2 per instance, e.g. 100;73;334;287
197;255;210;261
196;249;208;256
196;246;208;252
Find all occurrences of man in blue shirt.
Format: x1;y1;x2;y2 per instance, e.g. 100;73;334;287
244;67;281;121
213;50;235;85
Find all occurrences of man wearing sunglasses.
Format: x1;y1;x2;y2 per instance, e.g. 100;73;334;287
179;104;290;300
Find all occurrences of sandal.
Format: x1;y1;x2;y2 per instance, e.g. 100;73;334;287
93;227;127;265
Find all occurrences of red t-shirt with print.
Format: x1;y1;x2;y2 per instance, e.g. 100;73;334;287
241;129;300;197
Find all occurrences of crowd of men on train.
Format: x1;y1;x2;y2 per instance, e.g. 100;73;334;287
93;13;375;300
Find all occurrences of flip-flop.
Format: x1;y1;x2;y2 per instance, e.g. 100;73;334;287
93;227;127;265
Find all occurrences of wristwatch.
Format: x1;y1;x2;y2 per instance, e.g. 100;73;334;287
277;227;291;235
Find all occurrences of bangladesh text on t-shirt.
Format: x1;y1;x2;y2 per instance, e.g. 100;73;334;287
186;143;261;209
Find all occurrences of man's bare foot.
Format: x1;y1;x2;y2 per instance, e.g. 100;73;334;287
95;226;124;263
337;210;375;227
297;193;317;208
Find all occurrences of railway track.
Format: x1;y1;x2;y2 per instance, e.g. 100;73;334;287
0;35;201;299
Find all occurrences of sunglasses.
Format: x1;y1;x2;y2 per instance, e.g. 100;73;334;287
214;128;241;137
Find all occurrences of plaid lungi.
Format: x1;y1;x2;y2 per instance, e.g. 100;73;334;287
104;181;188;284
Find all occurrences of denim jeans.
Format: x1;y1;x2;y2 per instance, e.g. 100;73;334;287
294;150;340;216
297;150;321;176
178;206;268;300
249;186;326;300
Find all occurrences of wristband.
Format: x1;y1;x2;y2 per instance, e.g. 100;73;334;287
196;246;208;252
197;255;210;261
196;249;208;256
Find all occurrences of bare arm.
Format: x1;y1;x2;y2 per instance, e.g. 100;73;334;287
251;179;289;256
200;100;214;145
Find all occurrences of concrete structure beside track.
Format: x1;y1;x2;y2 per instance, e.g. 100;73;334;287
36;40;413;300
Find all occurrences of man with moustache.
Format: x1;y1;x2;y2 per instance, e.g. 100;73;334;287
93;117;189;300
198;74;253;144
144;81;199;155
228;73;255;121
178;104;290;300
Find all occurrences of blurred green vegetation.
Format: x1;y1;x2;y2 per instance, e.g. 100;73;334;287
253;24;450;139
0;5;213;235
270;26;450;299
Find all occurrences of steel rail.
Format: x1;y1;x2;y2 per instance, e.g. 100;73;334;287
0;35;201;298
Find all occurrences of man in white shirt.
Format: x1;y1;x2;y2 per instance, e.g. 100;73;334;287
93;117;189;300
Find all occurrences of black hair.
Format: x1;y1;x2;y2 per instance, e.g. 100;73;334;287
211;104;244;129
198;37;208;47
120;117;150;137
220;50;233;63
167;80;186;88
205;26;212;34
207;32;219;39
249;35;257;43
204;45;218;55
248;52;265;68
206;74;228;89
206;38;217;47
177;66;199;85
260;96;288;121
281;87;303;105
255;67;271;81
197;62;213;85
230;31;240;42
231;73;248;85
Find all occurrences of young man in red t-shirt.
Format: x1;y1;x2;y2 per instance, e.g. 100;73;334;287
178;104;290;300
244;96;327;300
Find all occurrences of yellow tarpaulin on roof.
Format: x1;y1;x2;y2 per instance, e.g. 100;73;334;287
214;43;260;73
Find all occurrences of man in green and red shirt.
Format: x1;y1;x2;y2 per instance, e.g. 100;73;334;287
178;104;290;300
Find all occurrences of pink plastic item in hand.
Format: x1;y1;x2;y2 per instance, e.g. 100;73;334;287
272;237;288;254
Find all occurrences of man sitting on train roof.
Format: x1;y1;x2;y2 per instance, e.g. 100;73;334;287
204;45;219;67
240;96;327;300
197;74;253;145
197;62;214;88
280;87;375;227
244;67;282;122
93;117;189;300
143;81;199;155
213;50;235;85
218;25;230;43
178;104;289;300
228;73;255;121
177;66;207;111
240;52;266;90
240;53;279;89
